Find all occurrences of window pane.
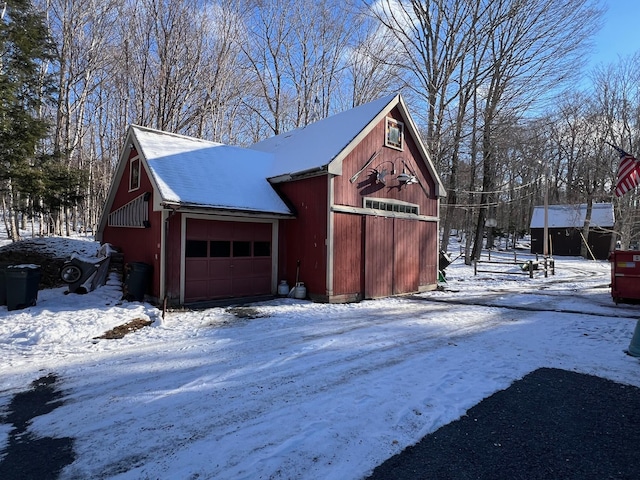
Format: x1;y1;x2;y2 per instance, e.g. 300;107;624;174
233;241;251;257
186;240;207;257
210;241;231;257
254;241;271;257
130;158;140;190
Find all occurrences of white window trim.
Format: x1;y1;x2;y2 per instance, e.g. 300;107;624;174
385;117;404;151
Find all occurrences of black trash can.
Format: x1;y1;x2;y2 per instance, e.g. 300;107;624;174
6;265;41;311
0;263;9;306
124;262;152;302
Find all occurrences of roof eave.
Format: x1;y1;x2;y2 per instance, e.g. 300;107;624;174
161;201;294;219
268;165;329;184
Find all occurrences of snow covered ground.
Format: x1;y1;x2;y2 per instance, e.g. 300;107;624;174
0;235;639;479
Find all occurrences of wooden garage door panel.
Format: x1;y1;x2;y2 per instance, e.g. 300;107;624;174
365;216;394;298
210;277;233;297
186;259;209;279
208;258;233;278
186;280;208;300
394;218;419;294
231;258;253;276
364;216;420;298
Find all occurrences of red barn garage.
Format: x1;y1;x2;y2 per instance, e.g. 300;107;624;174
97;94;446;305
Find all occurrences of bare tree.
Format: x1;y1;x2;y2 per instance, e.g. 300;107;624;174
591;55;640;248
364;0;492;256
343;13;405;108
239;0;293;136
41;0;122;235
467;0;601;259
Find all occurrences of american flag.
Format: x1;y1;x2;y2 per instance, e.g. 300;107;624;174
613;145;640;197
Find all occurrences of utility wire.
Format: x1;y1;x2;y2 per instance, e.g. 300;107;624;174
446;176;543;196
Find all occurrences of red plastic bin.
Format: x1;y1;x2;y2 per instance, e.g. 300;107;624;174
609;250;640;303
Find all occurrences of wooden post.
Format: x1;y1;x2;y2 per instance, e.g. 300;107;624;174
474;260;477;275
529;260;534;278
544;257;548;278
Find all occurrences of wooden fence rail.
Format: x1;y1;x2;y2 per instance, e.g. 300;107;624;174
473;252;555;278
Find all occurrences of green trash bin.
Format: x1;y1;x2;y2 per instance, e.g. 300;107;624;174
124;262;152;302
6;265;41;311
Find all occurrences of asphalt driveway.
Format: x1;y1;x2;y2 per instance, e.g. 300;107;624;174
368;367;640;479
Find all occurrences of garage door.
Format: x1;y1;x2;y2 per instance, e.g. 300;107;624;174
364;216;419;298
185;219;272;302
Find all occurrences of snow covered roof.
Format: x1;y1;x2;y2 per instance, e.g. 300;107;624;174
130;126;292;216
530;203;614;228
250;94;397;179
98;94;444;234
250;94;445;196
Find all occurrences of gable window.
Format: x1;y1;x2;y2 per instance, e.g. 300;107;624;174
385;118;404;150
129;157;141;191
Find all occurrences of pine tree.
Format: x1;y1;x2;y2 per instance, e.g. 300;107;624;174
0;0;55;240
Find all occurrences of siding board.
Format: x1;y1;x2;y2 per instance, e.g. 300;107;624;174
365;216;394;298
275;175;328;296
332;212;363;296
393;218;419;294
419;221;438;286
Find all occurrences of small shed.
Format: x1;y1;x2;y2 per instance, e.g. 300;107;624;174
97;94;446;304
530;203;615;259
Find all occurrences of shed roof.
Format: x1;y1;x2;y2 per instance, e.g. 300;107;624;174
530;203;614;228
130;126;291;215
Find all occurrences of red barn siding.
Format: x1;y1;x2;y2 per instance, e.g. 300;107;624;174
334;107;438;217
332;212;363;298
393;218;419;294
102;147;162;300
330;107;439;299
419;221;438;287
276;175;328;298
364;216;394;298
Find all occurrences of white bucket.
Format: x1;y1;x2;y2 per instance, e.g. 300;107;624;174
277;280;289;296
293;282;306;299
